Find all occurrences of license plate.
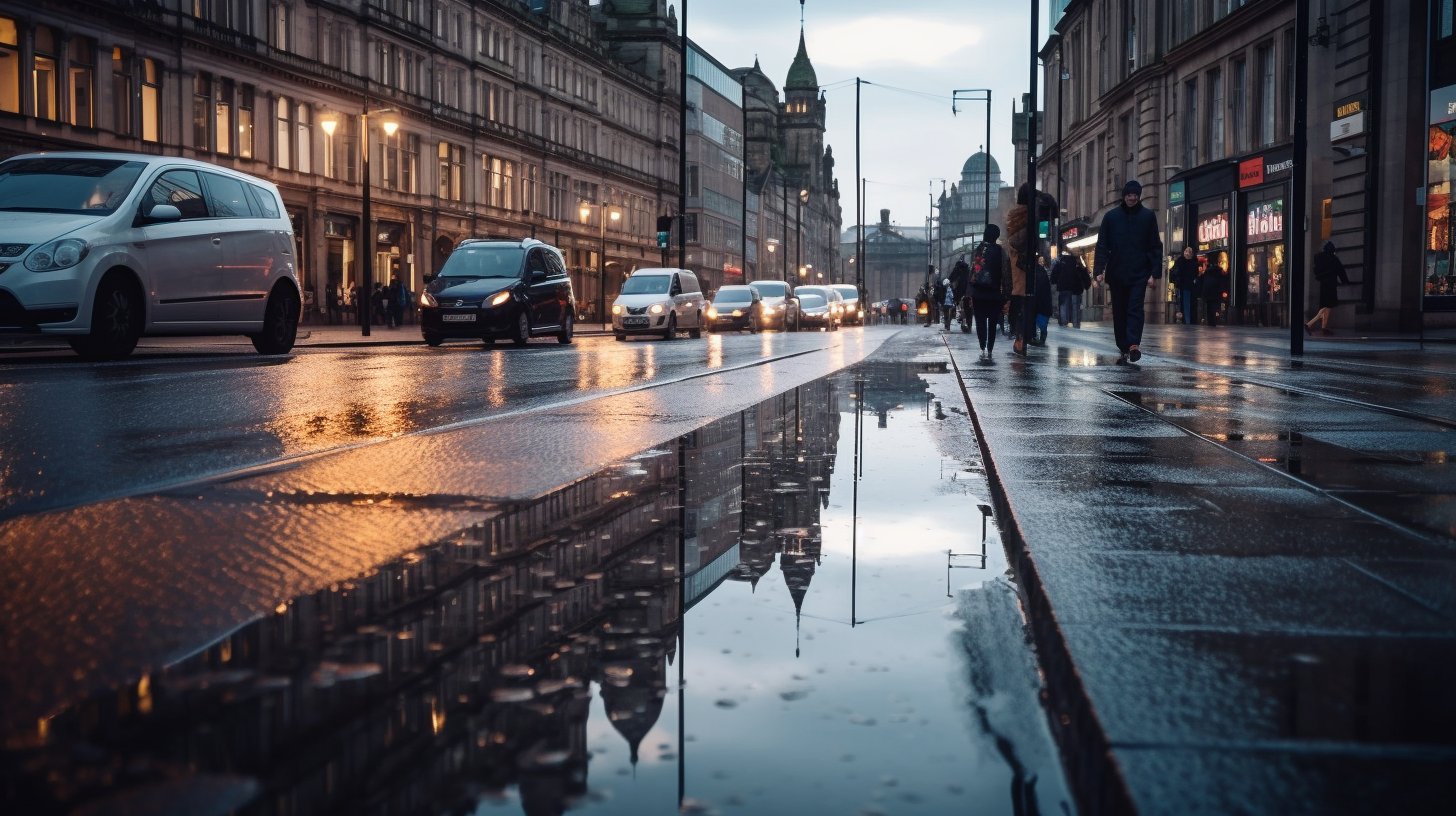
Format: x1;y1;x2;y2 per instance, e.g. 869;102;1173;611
441;313;476;322
623;317;649;327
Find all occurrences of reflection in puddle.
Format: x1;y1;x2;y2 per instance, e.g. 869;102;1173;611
2;363;1071;815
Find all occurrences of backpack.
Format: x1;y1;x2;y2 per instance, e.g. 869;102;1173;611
972;247;993;288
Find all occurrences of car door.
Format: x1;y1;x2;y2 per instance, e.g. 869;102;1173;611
680;272;703;328
544;250;572;327
524;248;557;329
135;168;220;325
668;273;686;325
200;171;272;324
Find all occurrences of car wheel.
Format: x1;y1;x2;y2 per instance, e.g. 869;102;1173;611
662;314;676;341
512;311;531;346
250;285;300;354
424;331;444;347
558;312;574;344
688;312;702;339
70;276;143;360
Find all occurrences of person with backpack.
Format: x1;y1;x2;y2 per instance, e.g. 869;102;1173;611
1050;249;1089;328
969;224;1007;363
949;255;973;332
1304;241;1350;336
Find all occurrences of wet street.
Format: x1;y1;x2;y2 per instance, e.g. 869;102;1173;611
0;329;1072;815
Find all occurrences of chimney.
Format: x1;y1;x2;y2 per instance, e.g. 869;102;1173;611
879;209;890;228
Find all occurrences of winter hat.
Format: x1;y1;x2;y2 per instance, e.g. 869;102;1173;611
983;223;1001;243
1122;180;1143;196
1322;240;1336;253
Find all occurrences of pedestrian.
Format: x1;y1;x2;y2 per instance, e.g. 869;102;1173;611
949;255;972;331
1032;259;1054;345
1050;249;1088;328
325;283;340;325
1171;246;1200;325
389;274;409;328
1005;187;1032;355
371;282;386;326
349;283;362;324
1094;180;1163;364
968;224;1007;363
1304;241;1349;336
940;277;957;331
932;277;949;329
1199;257;1228;326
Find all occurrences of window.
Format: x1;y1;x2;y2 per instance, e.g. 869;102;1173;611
271;2;290;51
141;58;160;143
193;73;213;150
68;36;95;128
1284;29;1295;138
295;103;311;174
1231;59;1247;153
201;172;257;217
1257;44;1275;147
1183;78;1199;168
274;95;292;169
247;182;281;219
33;26;58;121
487;156;515;209
111;47;131;135
438;141;463;201
215;79;233;155
1208;69;1224;158
238;85;254;158
382;131;418;193
145;169;208;219
0;16;17;113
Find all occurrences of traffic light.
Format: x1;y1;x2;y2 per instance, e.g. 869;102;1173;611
656;215;673;249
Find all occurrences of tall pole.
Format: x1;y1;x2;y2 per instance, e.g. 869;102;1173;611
1291;0;1309;355
1023;0;1040;348
1058;52;1066;247
855;78;863;296
678;0;688;272
985;93;992;229
781;181;789;281
795;197;802;282
359;108;371;337
598;207;607;334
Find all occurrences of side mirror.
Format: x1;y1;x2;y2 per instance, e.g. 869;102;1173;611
530;270;547;283
144;203;182;223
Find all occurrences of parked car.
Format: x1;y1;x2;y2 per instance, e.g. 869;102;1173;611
419;237;575;347
830;283;864;325
706;284;763;333
793;284;845;328
747;279;799;331
612;267;705;340
796;292;838;331
0;151;301;359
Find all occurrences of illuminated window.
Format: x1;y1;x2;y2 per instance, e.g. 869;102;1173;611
140;58;160;143
33;26;58;121
68;36;94;128
111;47;131;135
275;95;292;169
0;17;18;114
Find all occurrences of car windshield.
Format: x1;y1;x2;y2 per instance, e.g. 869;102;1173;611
798;293;826;307
752;282;789;298
621;275;671;295
714;289;752;304
438;245;524;279
833;286;858;300
797;288;828;300
0;158;147;215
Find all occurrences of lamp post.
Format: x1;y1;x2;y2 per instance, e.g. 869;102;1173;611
951;89;992;232
796;188;809;281
321;106;397;337
1058;52;1069;246
581;201;622;331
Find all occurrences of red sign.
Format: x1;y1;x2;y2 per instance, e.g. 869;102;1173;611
1238;157;1265;188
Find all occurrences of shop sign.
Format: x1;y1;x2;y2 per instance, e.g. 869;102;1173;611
1061;224;1084;241
1197;212;1229;245
1246;199;1284;244
1238;158;1265;188
1169;180;1186;206
1332;111;1366;142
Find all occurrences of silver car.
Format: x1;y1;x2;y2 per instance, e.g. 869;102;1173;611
747;279;800;332
0;151;301;359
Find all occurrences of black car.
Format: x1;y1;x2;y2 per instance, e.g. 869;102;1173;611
420;238;575;347
706;284;763;332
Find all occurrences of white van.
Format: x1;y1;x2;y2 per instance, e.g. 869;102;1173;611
611;267;706;340
0;151;301;359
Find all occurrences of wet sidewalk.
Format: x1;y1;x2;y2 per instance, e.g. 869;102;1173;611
937;323;1456;814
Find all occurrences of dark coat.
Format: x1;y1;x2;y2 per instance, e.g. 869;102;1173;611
1200;264;1229;300
949;259;972;299
1033;263;1054;316
970;241;1007;302
1171;256;1200;290
1094;203;1163;284
932;280;948;305
1050;254;1088;293
1313;249;1348;308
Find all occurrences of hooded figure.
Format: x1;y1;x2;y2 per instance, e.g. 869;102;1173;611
1094;179;1163;362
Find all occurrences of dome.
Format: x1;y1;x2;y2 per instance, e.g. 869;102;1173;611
961;151;1000;177
785;32;818;90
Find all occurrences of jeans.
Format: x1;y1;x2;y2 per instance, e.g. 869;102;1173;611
1178;288;1196;324
1057;291;1082;327
1109;278;1149;352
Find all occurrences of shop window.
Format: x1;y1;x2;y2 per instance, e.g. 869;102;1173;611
110;47;131;135
0;17;18;114
33;26;58;121
68;36;94;128
140;58;160;143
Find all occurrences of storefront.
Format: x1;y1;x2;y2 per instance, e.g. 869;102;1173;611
323;214;355;324
1236;147;1292;327
1193;196;1232;322
286;207;313;320
1426;82;1456;309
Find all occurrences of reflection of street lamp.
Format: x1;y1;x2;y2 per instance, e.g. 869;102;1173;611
580;201;622;329
796;188;809;283
322;106;398;337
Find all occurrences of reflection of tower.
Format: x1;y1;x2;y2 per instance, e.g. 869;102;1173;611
778;527;823;657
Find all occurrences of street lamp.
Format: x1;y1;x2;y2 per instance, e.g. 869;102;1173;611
951;89;992;231
581;201;622;330
796;188;809;282
321;106;398;337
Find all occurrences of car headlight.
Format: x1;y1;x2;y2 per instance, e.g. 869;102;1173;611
730;309;743;317
612;304;623;315
858;309;865;318
420;290;438;308
762;305;775;315
490;290;512;307
706;307;718;319
649;303;665;315
26;238;89;272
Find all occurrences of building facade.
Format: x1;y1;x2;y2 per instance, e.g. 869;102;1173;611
683;42;744;292
840;209;930;302
936;151;1004;263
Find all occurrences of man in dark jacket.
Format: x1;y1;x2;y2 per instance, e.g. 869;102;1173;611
1094;180;1163;363
1050;250;1088;328
1171;246;1200;325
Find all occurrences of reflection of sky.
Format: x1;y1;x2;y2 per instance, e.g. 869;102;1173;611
564;367;1067;815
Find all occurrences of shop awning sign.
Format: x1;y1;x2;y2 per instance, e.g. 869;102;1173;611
1332;94;1369;142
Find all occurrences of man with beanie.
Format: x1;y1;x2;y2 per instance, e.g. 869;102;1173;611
1094;180;1163;363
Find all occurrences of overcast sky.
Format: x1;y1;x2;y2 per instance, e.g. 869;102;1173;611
685;0;1057;233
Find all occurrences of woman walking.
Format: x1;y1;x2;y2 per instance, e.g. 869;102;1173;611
1305;241;1349;336
969;224;1008;363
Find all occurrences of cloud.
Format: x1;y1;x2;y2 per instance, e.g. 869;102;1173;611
810;16;982;69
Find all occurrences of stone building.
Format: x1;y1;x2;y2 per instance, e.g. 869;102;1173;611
841;209;931;303
936;150;1005;263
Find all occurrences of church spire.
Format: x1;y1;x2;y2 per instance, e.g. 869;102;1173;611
785;29;818;90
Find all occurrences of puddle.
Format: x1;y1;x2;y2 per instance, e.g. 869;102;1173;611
1;362;1071;815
